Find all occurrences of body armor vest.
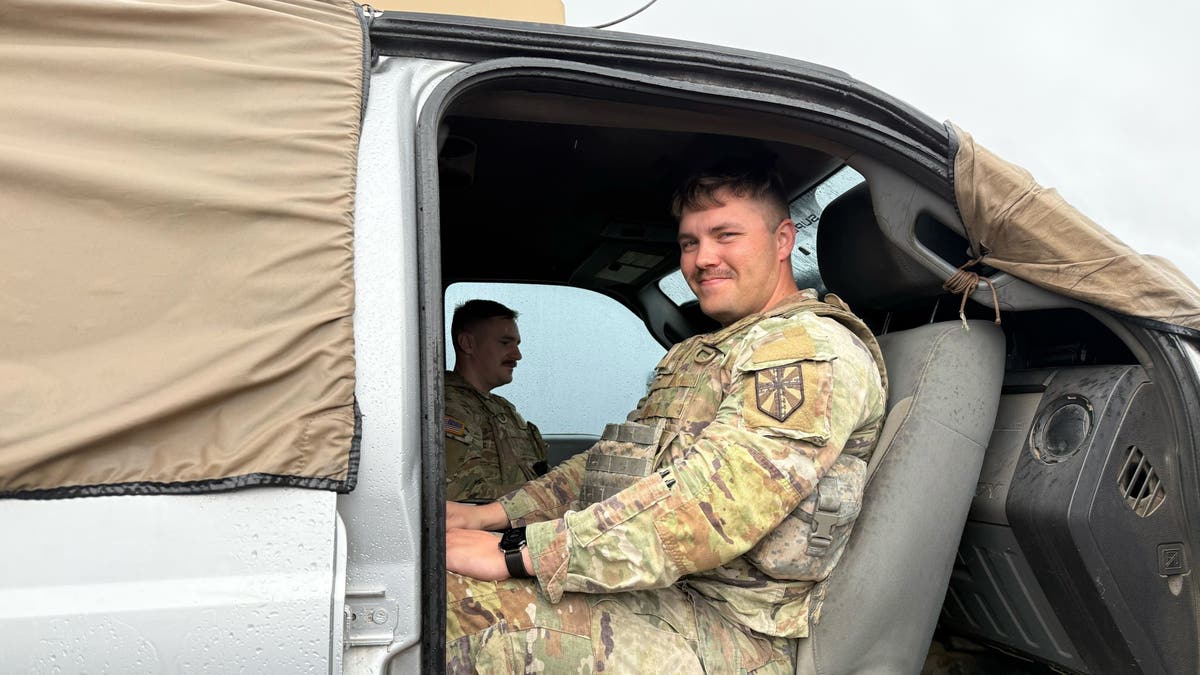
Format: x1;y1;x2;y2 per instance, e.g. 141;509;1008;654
445;370;548;495
577;294;887;575
475;392;547;482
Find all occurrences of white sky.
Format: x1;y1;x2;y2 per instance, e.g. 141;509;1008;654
563;0;1200;282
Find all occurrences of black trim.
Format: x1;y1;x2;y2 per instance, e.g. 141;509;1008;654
371;12;856;81
369;14;954;201
1001;384;1048;395
944;121;969;244
1142;332;1200;643
3;397;363;500
1118;311;1200;341
2;472;351;501
416;84;449;674
345;396;363;492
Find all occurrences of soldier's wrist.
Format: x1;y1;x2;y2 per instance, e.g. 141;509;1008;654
498;526;534;579
479;501;510;530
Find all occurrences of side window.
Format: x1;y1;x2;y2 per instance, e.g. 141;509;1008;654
786;165;865;292
444;282;666;437
657;164;865;303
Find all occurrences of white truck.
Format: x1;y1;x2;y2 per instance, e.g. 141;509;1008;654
2;2;1198;673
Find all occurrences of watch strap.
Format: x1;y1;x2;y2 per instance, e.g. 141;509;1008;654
504;546;532;579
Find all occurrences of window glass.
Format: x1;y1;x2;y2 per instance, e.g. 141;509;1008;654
658;270;696;305
787;165;865;292
657;164;865;303
445;282;666;436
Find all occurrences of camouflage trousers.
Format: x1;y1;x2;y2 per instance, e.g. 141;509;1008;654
446;572;794;673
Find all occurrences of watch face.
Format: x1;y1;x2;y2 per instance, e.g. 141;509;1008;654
499;526;527;552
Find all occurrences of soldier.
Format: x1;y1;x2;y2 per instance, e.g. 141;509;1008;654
444;299;548;501
444;162;888;672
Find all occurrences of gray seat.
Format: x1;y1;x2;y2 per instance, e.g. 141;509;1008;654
793;180;1007;673
795;320;1005;674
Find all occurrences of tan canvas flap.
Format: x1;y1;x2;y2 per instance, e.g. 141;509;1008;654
0;0;364;497
951;124;1200;335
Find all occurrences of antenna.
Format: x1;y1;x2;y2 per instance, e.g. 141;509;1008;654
586;0;661;29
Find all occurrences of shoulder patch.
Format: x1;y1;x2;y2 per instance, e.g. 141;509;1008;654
741;357;835;445
749;327;814;368
755;364;805;422
736;316;840;445
744;317;838;370
444;415;466;437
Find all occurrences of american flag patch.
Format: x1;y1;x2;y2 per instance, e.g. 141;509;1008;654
444;415;465;437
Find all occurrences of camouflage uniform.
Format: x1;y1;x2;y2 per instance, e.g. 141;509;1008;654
444;370;548;501
447;291;888;672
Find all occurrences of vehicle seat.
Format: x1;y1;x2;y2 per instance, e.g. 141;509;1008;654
796;184;1006;674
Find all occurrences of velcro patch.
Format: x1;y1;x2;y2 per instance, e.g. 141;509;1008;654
444;415;466;437
744;319;838;370
741;359;834;445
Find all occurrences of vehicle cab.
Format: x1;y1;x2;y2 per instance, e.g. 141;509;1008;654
2;3;1197;673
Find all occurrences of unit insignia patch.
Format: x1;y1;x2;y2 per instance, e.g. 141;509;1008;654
755;365;805;422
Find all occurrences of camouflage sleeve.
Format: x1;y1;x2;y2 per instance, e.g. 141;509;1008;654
498;450;588;526
524;314;885;601
443;399;496;502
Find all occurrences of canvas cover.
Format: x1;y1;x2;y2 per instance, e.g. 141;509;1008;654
0;0;365;498
951;124;1200;338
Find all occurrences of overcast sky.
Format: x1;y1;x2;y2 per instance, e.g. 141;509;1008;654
563;0;1200;283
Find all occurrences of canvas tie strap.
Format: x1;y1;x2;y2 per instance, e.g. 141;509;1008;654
943;255;1002;329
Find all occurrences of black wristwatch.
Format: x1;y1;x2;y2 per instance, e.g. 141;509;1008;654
498;526;532;579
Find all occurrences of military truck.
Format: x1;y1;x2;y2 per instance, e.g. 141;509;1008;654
2;2;1197;673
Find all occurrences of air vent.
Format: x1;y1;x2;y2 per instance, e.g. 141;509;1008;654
1118;446;1166;517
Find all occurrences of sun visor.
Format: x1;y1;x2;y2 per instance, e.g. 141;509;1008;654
0;0;365;498
950;124;1200;338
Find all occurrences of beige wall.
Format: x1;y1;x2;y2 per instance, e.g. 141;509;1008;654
370;0;564;24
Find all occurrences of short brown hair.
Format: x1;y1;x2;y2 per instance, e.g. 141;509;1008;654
451;299;518;353
671;160;789;227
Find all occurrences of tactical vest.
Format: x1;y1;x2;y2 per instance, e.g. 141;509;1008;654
476;393;547;482
577;293;888;575
446;371;548;487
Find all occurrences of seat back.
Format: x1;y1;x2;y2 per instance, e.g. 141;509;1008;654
796;320;1005;674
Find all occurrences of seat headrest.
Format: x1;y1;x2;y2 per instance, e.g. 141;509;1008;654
817;183;942;310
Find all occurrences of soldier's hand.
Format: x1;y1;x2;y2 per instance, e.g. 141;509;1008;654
446;528;509;580
446;501;508;531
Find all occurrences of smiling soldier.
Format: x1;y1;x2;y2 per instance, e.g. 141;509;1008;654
443;161;888;672
444;300;548;501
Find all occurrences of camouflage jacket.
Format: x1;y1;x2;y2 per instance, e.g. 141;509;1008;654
498;290;887;638
444;371;547;501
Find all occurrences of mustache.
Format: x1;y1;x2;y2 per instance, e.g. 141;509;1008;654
691;269;735;283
